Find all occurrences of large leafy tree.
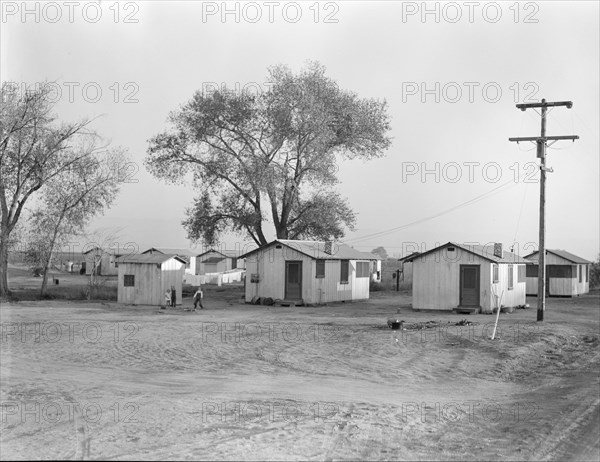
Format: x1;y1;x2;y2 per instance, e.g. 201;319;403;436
146;62;391;246
0;82;99;296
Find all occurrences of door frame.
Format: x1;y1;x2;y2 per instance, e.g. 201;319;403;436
459;264;480;307
284;260;303;299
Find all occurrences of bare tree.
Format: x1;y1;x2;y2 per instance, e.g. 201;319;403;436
26;149;128;296
0;82;101;296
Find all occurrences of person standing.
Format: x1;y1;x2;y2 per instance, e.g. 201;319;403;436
171;285;176;308
164;289;171;308
193;286;204;311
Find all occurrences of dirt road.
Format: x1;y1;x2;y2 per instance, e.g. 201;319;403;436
1;291;598;460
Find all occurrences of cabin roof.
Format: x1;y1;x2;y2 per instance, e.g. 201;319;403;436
142;247;197;257
197;249;240;258
117;254;186;264
406;242;530;264
525;249;592;264
239;239;378;261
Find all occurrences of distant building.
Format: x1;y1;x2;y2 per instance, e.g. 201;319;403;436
240;239;380;305
524;249;591;297
83;247;121;276
197;249;244;275
142;248;199;275
398;252;420;283
406;242;528;313
117;254;186;305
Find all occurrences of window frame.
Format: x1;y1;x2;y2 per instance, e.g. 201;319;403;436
124;274;135;287
492;264;499;283
508;265;514;290
315;259;325;278
340;260;349;284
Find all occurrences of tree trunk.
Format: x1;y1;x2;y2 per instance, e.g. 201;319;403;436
0;231;9;297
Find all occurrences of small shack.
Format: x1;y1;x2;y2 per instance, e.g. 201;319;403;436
117;254;186;306
524;249;591;296
406;242;528;313
142;247;198;275
240;239;379;305
83;247;121;276
197;249;243;275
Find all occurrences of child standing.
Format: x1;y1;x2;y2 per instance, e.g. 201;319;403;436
171;286;176;308
164;289;171;308
193;286;204;311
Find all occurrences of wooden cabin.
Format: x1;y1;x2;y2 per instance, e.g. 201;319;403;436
197;249;243;275
240;239;379;305
117;254;186;306
142;247;198;275
524;249;591;296
406;242;528;313
83;247;121;276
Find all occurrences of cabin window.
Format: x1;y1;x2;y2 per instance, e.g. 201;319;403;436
356;261;370;278
448;247;455;252
232;258;237;269
124;274;135;287
492;264;499;283
508;265;514;290
579;265;582;283
518;265;526;283
316;260;325;278
526;264;538;277
548;265;572;278
340;260;349;284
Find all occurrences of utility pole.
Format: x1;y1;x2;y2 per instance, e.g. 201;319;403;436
509;99;578;321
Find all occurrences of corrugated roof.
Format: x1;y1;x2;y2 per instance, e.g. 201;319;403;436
239;240;379;261
117;254;186;264
407;242;530;264
525;249;592;264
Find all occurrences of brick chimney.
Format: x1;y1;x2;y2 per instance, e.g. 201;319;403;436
324;241;333;255
493;243;503;258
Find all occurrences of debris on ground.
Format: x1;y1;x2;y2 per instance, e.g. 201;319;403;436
455;319;474;326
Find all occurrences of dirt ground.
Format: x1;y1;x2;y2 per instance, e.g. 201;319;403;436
1;284;599;460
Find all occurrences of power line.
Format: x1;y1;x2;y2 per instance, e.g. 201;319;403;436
342;178;520;246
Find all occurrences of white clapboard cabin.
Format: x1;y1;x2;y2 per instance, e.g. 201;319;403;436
117;254;186;306
142;247;198;275
83;247;121;276
197;249;243;275
524;249;591;297
406;242;528;313
239;239;379;305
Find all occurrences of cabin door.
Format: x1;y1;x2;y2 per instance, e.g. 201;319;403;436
459;265;480;306
285;261;302;300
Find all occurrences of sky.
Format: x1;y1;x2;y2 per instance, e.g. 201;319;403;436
2;1;599;260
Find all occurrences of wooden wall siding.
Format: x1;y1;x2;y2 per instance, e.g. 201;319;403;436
412;247;525;311
244;246;370;304
118;262;161;305
118;259;184;305
491;264;526;311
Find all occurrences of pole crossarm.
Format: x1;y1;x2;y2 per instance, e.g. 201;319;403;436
516;101;573;110
509;135;579;143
